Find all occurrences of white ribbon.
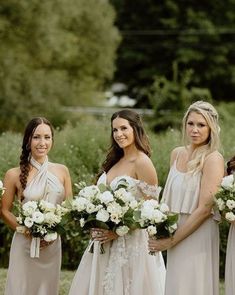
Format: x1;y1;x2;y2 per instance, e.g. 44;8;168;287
30;237;41;258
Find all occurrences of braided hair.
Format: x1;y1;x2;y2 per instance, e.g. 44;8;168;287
19;117;54;192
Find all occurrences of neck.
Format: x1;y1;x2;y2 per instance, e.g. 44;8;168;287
31;155;47;165
122;145;139;160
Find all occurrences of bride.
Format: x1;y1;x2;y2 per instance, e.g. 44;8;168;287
69;109;166;295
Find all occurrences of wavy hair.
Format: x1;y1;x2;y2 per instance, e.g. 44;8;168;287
19;117;54;192
182;101;220;174
97;109;151;179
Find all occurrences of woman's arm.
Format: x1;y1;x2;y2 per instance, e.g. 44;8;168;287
149;151;224;251
1;168;19;230
62;165;73;199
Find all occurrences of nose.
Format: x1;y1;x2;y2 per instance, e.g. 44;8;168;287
192;125;198;132
116;129;123;137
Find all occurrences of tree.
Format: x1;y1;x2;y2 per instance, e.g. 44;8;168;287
0;0;120;131
111;0;235;104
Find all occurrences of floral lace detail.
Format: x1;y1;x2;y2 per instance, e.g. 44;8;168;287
103;232;146;295
137;180;162;199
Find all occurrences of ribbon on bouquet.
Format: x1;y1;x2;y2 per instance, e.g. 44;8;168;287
30;237;41;258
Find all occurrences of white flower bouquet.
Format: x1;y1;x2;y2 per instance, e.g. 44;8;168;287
134;199;178;255
64;178;139;253
16;199;68;258
215;174;235;222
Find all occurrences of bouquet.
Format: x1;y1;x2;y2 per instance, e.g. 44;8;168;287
64;178;139;253
215;174;235;222
16;199;68;258
134;198;178;255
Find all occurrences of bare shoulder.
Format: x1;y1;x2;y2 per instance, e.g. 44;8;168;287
204;151;224;169
170;146;185;164
135;152;158;185
4;167;20;179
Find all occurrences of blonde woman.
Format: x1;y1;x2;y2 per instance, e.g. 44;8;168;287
148;101;224;295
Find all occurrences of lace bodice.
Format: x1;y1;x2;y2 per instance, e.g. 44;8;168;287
97;172;161;200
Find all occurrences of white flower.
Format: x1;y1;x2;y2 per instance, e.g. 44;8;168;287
168;223;178;234
44;232;58;242
39;200;56;212
79;185;100;201
22;201;37;216
96;209;110;222
225;212;235;222
72;197;89;212
110;213;121;224
226;200;235;210
116;225;129;236
159;203;169;213
99;191;114;204
24;217;34;228
32;211;44;224
147;225;157;236
0;180;5;195
80;218;85;227
221;175;234;190
216;198;225;211
16;216;23;224
152;209;166;223
129;200;138;209
86;202;98;214
44;212;61;225
114;188;134;203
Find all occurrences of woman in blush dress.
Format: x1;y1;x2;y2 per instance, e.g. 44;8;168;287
148;101;224;295
1;117;72;295
225;155;235;295
69;109;166;295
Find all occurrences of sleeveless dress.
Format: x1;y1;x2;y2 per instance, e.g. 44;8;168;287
225;224;235;295
69;173;166;295
4;157;65;295
163;159;220;295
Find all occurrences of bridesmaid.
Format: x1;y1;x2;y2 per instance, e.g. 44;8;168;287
148;101;224;295
225;155;235;295
1;117;72;295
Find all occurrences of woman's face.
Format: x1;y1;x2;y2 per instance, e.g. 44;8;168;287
30;123;53;161
112;117;135;149
186;111;210;147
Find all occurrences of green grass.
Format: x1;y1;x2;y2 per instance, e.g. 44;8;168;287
0;268;225;294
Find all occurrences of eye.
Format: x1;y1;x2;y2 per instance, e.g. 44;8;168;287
198;123;206;128
112;128;117;133
187;121;194;126
121;126;127;130
32;135;40;139
45;136;51;139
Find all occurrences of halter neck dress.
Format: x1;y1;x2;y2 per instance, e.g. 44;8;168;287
4;157;65;295
69;172;166;295
163;157;220;295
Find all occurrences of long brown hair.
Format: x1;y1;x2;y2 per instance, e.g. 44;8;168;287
19;117;54;191
97;109;151;179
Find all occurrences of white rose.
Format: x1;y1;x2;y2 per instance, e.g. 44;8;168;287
86;203;98;214
22;201;38;216
39;200;56;212
24;217;34;228
221;175;234;190
168;223;178;234
225;212;235;222
99;191;114;204
110;213;121;224
226;200;235;210
147;225;157;236
159;203;169;213
152;209;166;223
79;185;100;201
32;211;44;224
130;200;138;209
44;232;58;242
44;212;61;225
116;225;129;236
216;198;225;211
72;197;88;211
96;209;109;222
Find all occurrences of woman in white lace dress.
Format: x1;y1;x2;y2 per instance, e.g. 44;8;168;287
69;109;166;295
148;101;224;295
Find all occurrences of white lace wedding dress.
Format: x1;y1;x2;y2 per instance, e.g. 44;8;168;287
69;173;166;295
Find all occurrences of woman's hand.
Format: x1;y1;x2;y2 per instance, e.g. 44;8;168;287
148;236;174;252
91;228;118;244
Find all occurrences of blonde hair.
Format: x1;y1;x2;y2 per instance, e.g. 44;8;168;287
182;101;220;174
